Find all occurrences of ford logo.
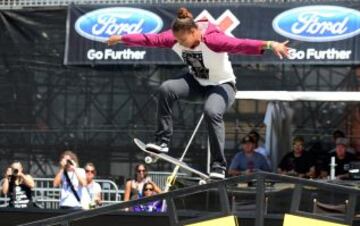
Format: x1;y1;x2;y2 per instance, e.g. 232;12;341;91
75;7;163;42
272;5;360;42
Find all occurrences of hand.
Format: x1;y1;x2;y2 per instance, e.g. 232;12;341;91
16;170;24;178
286;170;298;176
270;40;291;59
5;168;12;177
60;158;67;169
107;35;122;46
245;169;253;175
94;197;102;206
67;160;76;171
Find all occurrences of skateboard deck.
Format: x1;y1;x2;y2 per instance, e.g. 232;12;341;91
134;138;210;180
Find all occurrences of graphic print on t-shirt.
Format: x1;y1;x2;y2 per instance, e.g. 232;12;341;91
11;185;31;208
182;51;209;79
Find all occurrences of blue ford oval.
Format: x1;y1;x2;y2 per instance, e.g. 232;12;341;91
272;5;360;42
75;7;163;42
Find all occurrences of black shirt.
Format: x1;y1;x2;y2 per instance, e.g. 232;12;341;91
323;153;356;176
8;182;32;208
278;151;315;174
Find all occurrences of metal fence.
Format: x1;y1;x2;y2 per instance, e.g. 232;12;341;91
18;172;360;226
0;0;351;10
0;171;191;208
0;177;122;209
148;171;189;190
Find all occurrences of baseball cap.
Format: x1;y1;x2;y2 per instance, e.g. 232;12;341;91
241;135;256;144
336;138;348;146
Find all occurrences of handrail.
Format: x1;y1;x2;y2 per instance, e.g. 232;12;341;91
18;172;360;226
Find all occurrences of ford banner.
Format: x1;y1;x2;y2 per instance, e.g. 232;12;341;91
65;3;360;65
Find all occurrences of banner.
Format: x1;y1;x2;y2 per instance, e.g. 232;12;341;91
64;3;360;65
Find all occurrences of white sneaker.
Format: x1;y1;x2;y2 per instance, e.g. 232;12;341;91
209;168;226;179
145;142;169;154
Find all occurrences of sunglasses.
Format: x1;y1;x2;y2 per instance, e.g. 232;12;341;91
137;169;146;173
144;187;153;191
85;169;95;174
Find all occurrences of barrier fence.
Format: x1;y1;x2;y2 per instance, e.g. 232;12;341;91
0;177;122;209
17;172;360;226
0;171;191;209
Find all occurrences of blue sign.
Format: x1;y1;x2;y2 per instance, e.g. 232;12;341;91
272;5;360;42
74;7;163;42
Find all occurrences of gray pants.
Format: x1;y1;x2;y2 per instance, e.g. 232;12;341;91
155;73;236;169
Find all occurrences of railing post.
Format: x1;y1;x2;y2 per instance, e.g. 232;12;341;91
166;198;179;226
218;184;231;214
345;193;356;225
290;184;302;213
255;173;265;226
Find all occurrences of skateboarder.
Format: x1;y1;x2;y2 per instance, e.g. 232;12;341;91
108;7;290;179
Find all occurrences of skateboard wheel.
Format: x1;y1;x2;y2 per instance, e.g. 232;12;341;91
199;179;207;185
144;156;153;164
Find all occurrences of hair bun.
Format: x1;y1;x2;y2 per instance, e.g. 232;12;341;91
177;7;193;19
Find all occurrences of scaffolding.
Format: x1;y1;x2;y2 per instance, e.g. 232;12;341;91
0;0;351;9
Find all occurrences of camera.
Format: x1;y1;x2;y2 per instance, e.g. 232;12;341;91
13;169;18;176
89;202;96;209
66;159;73;166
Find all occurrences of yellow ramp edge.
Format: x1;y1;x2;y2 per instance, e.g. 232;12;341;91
283;214;349;226
185;215;238;226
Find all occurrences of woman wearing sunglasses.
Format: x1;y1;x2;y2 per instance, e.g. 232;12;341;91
133;182;163;212
82;162;102;209
124;164;161;204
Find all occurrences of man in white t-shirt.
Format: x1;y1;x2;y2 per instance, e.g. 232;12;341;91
82;162;102;210
53;150;87;209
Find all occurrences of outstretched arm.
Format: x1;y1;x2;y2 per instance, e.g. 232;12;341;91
107;30;176;48
204;32;290;59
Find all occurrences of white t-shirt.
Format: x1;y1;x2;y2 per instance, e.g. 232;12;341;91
59;168;85;208
172;22;235;87
81;181;102;210
172;42;235;86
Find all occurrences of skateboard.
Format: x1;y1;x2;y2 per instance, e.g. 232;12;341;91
134;138;210;182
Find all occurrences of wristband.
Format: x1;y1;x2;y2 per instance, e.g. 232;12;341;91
266;41;273;50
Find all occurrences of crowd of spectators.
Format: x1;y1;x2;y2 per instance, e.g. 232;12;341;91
0;151;163;213
229;129;358;180
1;129;359;212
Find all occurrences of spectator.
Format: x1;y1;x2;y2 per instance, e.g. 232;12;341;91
278;136;316;178
53;150;86;210
329;130;355;154
248;130;271;166
82;162;102;210
228;135;271;177
1;161;35;208
133;182;163;212
124;164;161;202
320;138;356;179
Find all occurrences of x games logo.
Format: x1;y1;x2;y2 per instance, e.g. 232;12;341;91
195;10;240;37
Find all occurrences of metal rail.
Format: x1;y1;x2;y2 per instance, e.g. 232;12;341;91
18;172;360;226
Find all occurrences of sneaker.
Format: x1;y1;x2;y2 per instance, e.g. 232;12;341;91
145;142;169;154
209;167;226;179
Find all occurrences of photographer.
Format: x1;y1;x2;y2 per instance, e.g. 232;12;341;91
1;161;35;208
53;150;86;209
